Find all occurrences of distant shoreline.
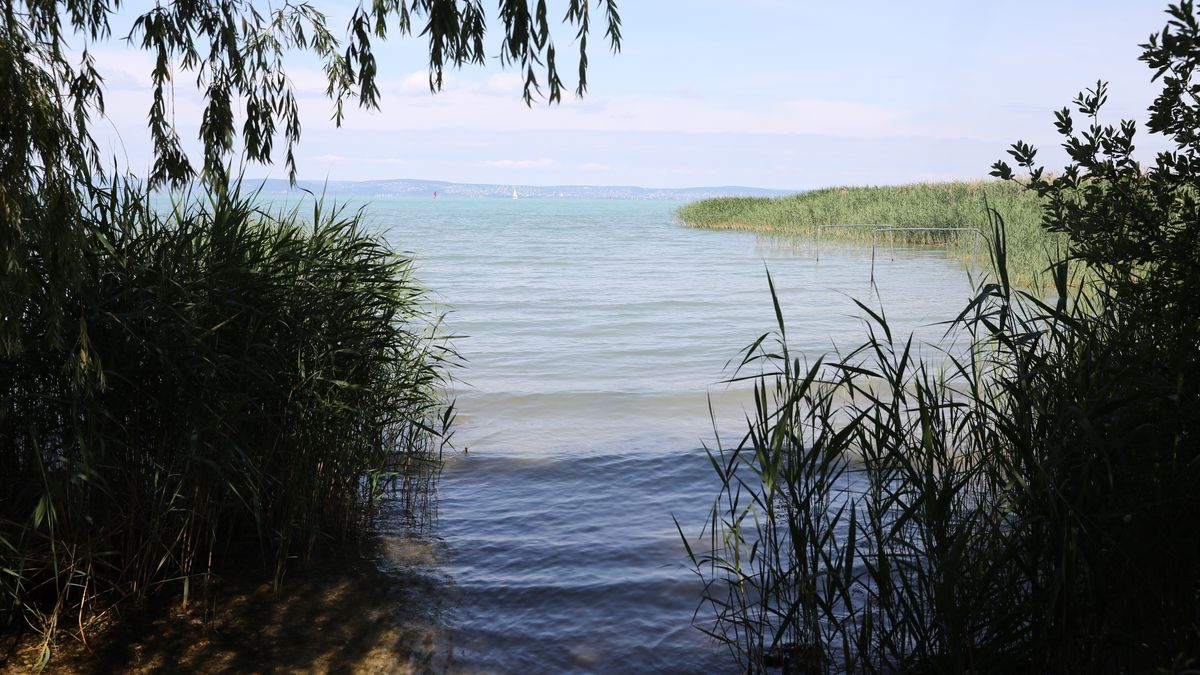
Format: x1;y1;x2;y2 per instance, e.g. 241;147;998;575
234;177;797;201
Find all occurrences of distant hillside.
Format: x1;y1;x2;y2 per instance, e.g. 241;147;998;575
247;178;793;201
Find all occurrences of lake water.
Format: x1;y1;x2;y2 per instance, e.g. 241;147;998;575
362;197;976;673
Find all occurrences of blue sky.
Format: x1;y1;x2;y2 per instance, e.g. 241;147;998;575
94;1;1174;189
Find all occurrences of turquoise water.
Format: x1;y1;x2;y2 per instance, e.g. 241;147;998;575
363;196;976;673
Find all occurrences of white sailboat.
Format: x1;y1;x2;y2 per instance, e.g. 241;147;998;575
512;188;519;200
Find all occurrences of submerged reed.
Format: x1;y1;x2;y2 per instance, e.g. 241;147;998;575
0;179;453;663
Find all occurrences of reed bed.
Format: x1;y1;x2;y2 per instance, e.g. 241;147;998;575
685;206;1200;672
677;181;1057;282
0;179;453;665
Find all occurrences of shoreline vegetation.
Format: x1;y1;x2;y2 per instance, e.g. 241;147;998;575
684;5;1200;671
1;0;614;670
4;0;616;664
677;180;1056;283
1;181;455;670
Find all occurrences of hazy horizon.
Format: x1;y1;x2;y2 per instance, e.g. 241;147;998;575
247;175;797;190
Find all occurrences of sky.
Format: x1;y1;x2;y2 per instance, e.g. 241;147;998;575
90;1;1176;190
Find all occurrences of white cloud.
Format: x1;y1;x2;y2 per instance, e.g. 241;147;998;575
484;72;524;93
86;44;977;176
397;70;437;95
89;48;156;88
288;75;974;141
481;158;558;169
312;154;407;165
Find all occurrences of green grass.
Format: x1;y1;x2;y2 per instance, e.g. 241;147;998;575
678;180;1059;282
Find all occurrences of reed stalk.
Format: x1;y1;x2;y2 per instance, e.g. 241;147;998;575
685;210;1200;672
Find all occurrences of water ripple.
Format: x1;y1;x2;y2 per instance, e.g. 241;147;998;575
368;197;974;673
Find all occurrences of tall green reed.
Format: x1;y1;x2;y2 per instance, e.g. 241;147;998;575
1;178;453;661
685;211;1199;672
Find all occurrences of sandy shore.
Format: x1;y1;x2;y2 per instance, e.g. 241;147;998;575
1;535;449;674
